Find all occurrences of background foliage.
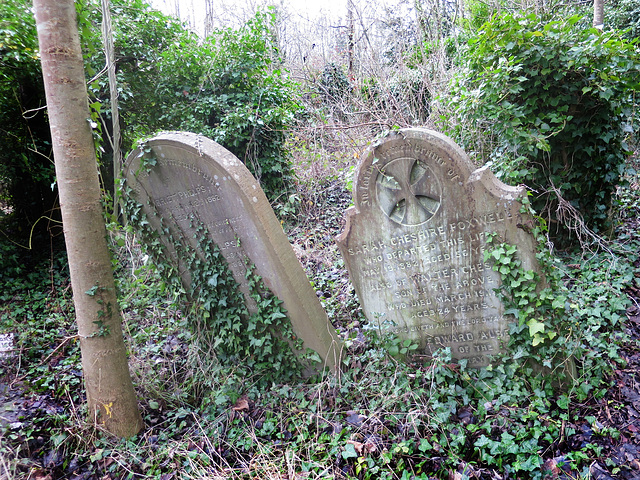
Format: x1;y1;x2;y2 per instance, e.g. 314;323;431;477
0;0;55;234
0;0;297;238
104;7;299;200
607;0;640;40
439;13;639;240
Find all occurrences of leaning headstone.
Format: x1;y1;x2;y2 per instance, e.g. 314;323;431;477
337;128;539;367
124;132;341;370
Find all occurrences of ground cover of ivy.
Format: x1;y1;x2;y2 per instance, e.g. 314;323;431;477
0;150;639;480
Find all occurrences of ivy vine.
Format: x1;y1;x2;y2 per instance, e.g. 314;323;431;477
442;13;640;240
483;197;574;385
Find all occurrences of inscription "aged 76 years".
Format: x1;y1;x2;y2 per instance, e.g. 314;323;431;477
337;128;540;367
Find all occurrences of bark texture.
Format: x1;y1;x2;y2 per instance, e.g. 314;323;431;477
33;0;142;437
593;0;605;29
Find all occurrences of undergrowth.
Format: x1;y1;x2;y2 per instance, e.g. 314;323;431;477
1;138;639;480
2;1;640;477
120;144;317;390
1;181;638;479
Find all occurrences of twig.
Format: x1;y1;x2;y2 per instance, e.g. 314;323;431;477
315;121;394;131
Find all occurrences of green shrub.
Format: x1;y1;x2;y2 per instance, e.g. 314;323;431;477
1;1;297;231
0;0;189;229
204;11;299;201
88;4;299;200
137;9;299;201
440;13;640;240
319;62;351;103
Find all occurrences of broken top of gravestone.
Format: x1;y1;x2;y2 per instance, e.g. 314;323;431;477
337;128;539;367
124;132;341;370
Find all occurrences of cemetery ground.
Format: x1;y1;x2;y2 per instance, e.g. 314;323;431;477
1;147;640;480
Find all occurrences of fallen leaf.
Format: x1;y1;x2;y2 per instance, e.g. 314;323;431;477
543;457;560;478
29;469;52;480
345;411;365;427
364;439;378;454
232;395;249;412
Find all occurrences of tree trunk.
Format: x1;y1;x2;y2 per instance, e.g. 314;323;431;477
347;0;354;79
593;0;604;29
33;0;142;438
101;0;121;215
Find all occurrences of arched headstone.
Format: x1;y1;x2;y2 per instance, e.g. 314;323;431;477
337;128;539;367
124;132;341;370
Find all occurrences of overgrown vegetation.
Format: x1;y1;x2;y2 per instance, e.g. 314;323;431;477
2;0;640;478
0;0;296;236
607;0;640;40
108;7;299;200
2;195;639;478
439;13;640;241
0;0;56;232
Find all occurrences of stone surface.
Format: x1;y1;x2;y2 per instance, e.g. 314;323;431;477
337;128;539;367
0;333;14;359
124;132;340;369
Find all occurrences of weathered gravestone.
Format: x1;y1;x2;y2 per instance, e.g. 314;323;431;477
123;132;341;370
337;128;540;367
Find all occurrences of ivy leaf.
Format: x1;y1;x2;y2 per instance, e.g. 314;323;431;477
270;311;287;320
341;442;359;459
551;295;566;309
504;307;519;318
306;350;322;364
557;395;570;410
475;435;491;448
527;318;545;338
419;438;433;452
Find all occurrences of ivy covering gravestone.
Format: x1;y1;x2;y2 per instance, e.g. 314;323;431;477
337;128;543;367
122;132;341;380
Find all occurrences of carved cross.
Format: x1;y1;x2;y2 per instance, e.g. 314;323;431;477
376;157;440;225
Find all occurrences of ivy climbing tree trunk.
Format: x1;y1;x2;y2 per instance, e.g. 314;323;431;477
33;0;142;437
